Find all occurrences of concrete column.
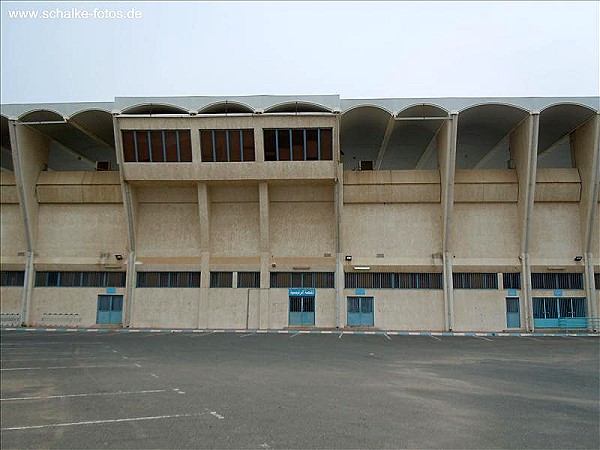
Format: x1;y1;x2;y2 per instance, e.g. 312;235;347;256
259;182;270;328
197;183;211;328
571;114;599;328
190;125;201;163
335;162;344;328
112;116;137;328
511;114;539;331
255;123;265;162
438;115;457;330
9;120;50;326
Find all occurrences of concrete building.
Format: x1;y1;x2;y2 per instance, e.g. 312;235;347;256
1;95;598;332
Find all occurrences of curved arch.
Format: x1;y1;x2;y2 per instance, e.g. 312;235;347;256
458;101;530;115
198;101;255;114
264;101;333;113
456;103;529;170
18;109;65;122
67;107;112;120
120;103;189;115
341;103;394;117
397;103;449;118
540;101;598;114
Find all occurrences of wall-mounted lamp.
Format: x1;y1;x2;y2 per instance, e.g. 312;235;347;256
574;255;583;262
115;254;123;261
345;255;352;261
353;266;371;271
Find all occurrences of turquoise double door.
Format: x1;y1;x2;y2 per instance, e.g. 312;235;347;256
533;297;587;329
96;295;123;325
347;297;374;327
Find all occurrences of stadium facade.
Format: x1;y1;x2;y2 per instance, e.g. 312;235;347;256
1;95;598;332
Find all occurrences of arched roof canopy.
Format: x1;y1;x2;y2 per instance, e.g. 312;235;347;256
198;101;255;114
264;101;332;113
68;109;115;147
340;105;393;170
456;103;529;170
19;109;65;122
120;103;189;115
537;103;596;169
397;104;448;118
1;115;14;171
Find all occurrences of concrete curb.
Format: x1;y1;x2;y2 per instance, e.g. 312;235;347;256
1;327;598;337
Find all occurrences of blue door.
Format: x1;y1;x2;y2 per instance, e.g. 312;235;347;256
533;297;586;329
506;297;520;328
97;295;123;325
289;296;315;326
347;297;374;327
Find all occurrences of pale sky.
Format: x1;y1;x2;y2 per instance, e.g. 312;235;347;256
1;1;599;103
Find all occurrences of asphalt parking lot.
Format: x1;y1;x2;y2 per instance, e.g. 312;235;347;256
1;331;598;449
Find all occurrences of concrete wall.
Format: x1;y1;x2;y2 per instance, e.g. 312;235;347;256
453;290;507;332
30;287;125;327
341;290;444;331
270;185;335;258
1;204;27;263
36;204;128;261
132;288;199;328
343;203;442;261
136;188;201;258
451;203;519;261
210;186;259;257
268;289;336;329
0;287;23;326
531;203;582;261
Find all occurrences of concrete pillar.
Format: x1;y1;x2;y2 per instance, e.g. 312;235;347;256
259;182;270;328
335;162;344;328
571;114;599;328
9;120;50;326
112;116;137;327
197;183;211;328
255;123;265;162
438;115;457;331
511;114;539;331
190;125;201;163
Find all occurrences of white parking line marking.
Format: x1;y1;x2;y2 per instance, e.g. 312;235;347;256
525;337;543;342
0;357;121;362
1;412;209;431
338;332;344;339
289;332;301;338
384;333;391;340
240;333;255;338
429;335;441;341
1;389;167;402
1;364;135;371
209;411;224;420
150;373;159;378
474;336;493;342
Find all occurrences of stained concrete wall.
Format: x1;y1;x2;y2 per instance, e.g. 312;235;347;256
132;288;199;329
531;203;583;261
1;204;27;264
451;203;520;262
136;192;201;258
30;287;125;327
36;204;128;261
210;186;259;257
453;290;507;332
269;185;335;258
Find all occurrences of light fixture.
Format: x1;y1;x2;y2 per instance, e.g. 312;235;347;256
574;255;583;262
353;266;371;271
115;254;123;261
345;255;352;261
